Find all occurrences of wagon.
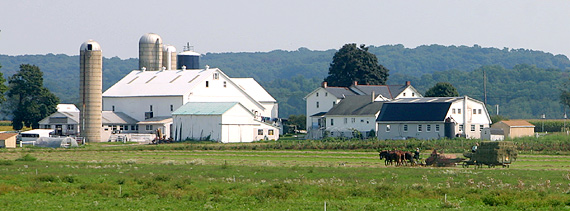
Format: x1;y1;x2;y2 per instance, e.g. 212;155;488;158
462;141;517;168
425;150;465;167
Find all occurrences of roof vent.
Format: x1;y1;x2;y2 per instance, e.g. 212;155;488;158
182;65;186;71
161;66;166;71
141;67;146;72
205;65;210;70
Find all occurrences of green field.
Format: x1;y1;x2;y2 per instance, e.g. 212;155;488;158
0;142;569;210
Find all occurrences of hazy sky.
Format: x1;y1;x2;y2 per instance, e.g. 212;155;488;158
1;0;569;59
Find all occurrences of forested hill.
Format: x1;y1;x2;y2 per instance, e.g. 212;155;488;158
1;44;569;119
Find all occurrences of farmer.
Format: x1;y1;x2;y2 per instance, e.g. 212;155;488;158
414;148;420;160
471;143;479;153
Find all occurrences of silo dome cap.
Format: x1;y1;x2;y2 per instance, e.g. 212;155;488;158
163;44;177;52
80;40;101;51
139;33;162;44
179;51;201;56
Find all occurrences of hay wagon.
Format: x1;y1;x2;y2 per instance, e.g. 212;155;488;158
425;150;465;167
462;141;517;168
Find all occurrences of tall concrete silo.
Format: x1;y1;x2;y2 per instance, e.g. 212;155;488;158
79;40;102;142
139;33;163;71
162;44;177;70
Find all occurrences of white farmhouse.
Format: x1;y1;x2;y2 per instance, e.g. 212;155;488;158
376;96;491;140
304;81;422;139
322;95;384;139
172;102;279;142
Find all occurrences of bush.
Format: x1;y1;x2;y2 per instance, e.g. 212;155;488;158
15;154;37;161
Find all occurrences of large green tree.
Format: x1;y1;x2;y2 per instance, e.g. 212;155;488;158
7;64;59;129
0;64;7;104
324;44;389;87
424;82;459;97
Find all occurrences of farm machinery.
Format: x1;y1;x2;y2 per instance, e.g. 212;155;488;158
462;141;517;168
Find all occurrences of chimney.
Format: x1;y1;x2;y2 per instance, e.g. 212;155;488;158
354;81;358;86
406;81;411;86
322;81;328;88
371;91;375;102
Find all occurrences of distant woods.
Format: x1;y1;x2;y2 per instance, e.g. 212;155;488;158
0;44;569;119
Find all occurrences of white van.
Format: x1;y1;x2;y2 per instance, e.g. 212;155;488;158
19;129;54;145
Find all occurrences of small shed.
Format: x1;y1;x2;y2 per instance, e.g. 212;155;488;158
480;128;504;141
491;120;535;138
0;133;18;148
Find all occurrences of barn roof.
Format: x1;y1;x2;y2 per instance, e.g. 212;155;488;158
232;78;276;102
496;120;535;127
172;102;247;115
377;102;452;122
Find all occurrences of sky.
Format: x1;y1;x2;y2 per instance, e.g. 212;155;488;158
1;0;570;59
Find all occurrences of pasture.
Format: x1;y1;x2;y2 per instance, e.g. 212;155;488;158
0;143;569;210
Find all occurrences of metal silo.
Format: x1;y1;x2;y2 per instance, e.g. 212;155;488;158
139;33;163;71
79;40;102;142
162;44;177;70
177;43;200;69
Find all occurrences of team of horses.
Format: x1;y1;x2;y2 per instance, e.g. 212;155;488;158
378;150;417;166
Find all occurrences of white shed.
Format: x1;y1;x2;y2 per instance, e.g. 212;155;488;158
172;102;279;143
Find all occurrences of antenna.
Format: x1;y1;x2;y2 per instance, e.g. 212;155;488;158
183;42;194;51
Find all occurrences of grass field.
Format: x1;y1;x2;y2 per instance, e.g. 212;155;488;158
0;143;569;210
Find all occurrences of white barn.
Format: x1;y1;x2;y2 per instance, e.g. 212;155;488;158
172;102;279;143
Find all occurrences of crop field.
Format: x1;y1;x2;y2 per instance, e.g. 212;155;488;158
0;143;569;210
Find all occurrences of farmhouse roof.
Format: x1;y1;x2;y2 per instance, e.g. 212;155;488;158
377;102;452;122
326;95;384;116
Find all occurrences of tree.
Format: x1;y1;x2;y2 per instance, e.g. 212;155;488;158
0;66;7;104
285;114;306;133
7;64;59;129
324;43;389;87
424;82;459;97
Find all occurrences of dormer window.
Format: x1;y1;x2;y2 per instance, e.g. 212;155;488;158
206;81;209;87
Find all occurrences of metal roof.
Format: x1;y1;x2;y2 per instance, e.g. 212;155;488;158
102;68;217;97
326;95;384;116
137;116;173;124
377;102;452;122
232;78;276;102
172;102;241;115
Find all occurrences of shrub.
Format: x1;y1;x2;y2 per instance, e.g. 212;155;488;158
15;154;37;161
0;160;14;165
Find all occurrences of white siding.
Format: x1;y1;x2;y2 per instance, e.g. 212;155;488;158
378;123;445;140
103;96;182;121
305;88;341;129
325;116;377;138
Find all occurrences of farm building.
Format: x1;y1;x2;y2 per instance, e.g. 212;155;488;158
481;128;505;141
376;96;491;140
304;81;421;139
319;95;384;139
491;120;535;138
0;133;18;148
172;102;279;143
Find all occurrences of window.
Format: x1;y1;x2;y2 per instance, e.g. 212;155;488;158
386;125;391;132
479;125;484;131
206;81;209;87
44;125;51;129
435;124;440;132
361;119;364;122
404;125;408;132
459;124;463;132
452;108;456;114
351;118;355;123
478;109;482;114
473;109;477;114
316;92;319;97
112;105;115;112
316;102;319;108
258;129;264;135
67;125;74;130
170;105;174;111
325;92;328;96
331;131;334;136
403;93;406;97
223;81;227;88
427;124;431;132
120;125;124;130
268;129;274;135
112;125;117;130
458;109;461;114
344;118;347;124
471;125;475;132
213;73;219;79
418;124;422;132
412;93;415;97
135;125;139;130
150;105;153;112
331;119;334;126
146;125;153;131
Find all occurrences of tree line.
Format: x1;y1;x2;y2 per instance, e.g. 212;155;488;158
1;44;569;122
